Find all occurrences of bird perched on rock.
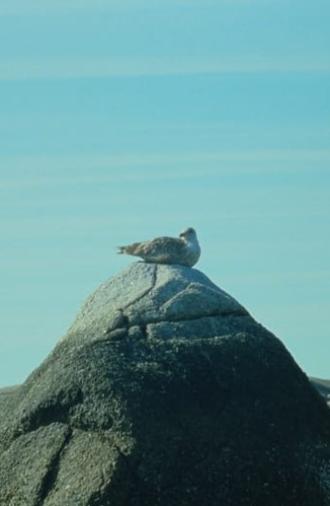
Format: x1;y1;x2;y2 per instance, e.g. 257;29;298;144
117;227;201;267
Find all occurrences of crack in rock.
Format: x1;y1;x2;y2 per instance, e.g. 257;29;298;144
14;388;84;441
35;426;72;506
121;264;158;311
105;309;250;341
151;308;248;324
103;266;159;339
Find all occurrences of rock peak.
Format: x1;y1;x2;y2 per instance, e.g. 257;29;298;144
66;262;249;343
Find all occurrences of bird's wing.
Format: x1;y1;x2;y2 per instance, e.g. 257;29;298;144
137;236;185;257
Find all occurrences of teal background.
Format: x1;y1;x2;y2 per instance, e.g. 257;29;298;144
0;0;329;385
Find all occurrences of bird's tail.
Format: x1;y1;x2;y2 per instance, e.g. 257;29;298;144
117;242;141;255
117;246;127;255
117;244;138;255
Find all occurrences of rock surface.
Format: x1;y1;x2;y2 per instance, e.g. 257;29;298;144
1;262;330;506
311;378;330;407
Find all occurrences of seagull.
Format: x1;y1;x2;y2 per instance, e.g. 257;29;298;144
117;227;201;267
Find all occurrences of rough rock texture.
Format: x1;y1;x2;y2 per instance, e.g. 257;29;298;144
1;262;330;506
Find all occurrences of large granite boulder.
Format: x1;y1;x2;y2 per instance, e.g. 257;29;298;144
1;262;330;506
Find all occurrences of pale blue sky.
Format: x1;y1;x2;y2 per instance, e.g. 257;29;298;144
0;0;329;385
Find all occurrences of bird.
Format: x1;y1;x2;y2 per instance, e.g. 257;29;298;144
117;227;201;267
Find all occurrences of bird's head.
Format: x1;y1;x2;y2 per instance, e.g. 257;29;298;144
179;227;197;241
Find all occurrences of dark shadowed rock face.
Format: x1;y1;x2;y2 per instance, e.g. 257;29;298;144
311;378;330;407
1;262;330;506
